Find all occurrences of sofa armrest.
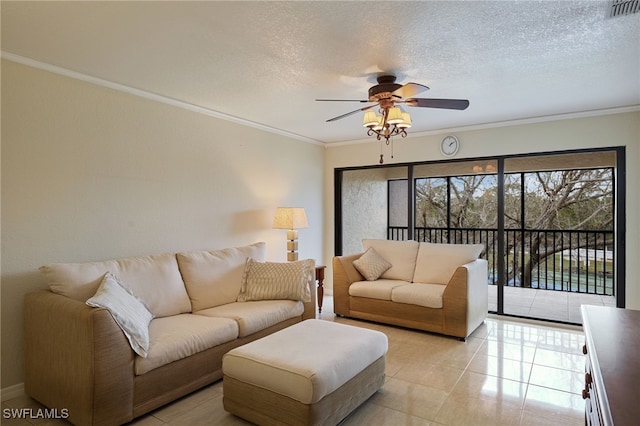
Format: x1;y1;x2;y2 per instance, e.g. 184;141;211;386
302;269;317;320
332;253;364;316
24;290;135;426
442;259;488;338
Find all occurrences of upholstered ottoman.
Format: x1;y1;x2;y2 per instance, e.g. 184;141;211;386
222;319;388;426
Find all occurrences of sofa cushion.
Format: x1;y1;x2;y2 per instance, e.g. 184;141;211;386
391;283;446;308
195;300;304;337
176;242;266;311
41;253;192;318
135;314;239;375
412;242;484;285
362;239;419;282
237;258;314;302
348;279;409;301
352;247;392;281
86;272;154;357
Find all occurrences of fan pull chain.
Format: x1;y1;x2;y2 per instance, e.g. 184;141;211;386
379;136;395;164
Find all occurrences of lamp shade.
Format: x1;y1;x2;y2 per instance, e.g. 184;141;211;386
362;111;379;128
273;207;308;229
396;112;412;128
386;107;404;124
372;115;384;130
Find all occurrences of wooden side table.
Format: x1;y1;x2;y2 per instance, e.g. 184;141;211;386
315;265;326;314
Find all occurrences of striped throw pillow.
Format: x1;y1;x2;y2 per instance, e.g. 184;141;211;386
238;258;314;302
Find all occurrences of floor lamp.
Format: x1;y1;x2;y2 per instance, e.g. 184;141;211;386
273;207;308;261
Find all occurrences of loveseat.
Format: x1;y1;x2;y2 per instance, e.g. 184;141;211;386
24;242;316;426
333;239;488;340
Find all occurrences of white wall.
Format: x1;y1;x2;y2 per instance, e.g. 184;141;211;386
324;111;640;310
0;60;325;388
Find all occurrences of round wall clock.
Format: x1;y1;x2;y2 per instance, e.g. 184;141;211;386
440;135;460;157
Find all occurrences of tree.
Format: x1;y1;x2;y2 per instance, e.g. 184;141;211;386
514;169;613;287
415;168;613;287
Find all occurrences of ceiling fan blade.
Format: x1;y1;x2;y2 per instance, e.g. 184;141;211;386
392;82;430;99
326;104;377;122
316;99;370;103
405;98;470;110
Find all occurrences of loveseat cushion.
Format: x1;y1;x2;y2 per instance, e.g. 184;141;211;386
412;242;484;285
176;242;266;311
41;253;192;317
195;300;304;337
135;314;239;375
348;279;409;301
362;239;419;282
391;283;446;308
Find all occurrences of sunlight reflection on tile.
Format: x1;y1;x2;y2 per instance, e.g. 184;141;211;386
528;364;584;394
435;395;523;426
487;323;540;347
368;377;448;421
524;384;584;418
536;329;584;354
468;354;533;382
478;339;537;363
533;347;584;372
450;370;527;408
394;359;465;392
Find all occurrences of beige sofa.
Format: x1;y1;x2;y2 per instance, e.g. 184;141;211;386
333;239;488;340
24;242;316;426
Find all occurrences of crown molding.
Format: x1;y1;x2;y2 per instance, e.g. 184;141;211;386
1;52;324;146
327;105;640;147
3;52;637;149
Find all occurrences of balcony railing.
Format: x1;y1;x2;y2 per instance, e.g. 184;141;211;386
388;226;614;296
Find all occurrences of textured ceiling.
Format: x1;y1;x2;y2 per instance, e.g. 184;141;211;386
2;1;639;143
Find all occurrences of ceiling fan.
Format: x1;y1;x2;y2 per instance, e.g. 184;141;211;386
316;75;469;146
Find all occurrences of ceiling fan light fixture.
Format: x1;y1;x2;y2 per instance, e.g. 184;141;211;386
386;107;404;124
318;75;469;161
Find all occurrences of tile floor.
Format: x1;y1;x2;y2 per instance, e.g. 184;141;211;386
489;285;616;324
2;296;587;426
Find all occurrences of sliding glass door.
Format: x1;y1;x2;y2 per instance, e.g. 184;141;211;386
334;148;625;324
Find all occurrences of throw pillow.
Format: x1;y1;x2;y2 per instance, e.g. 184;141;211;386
352;247;392;281
238;258;314;302
86;272;154;357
